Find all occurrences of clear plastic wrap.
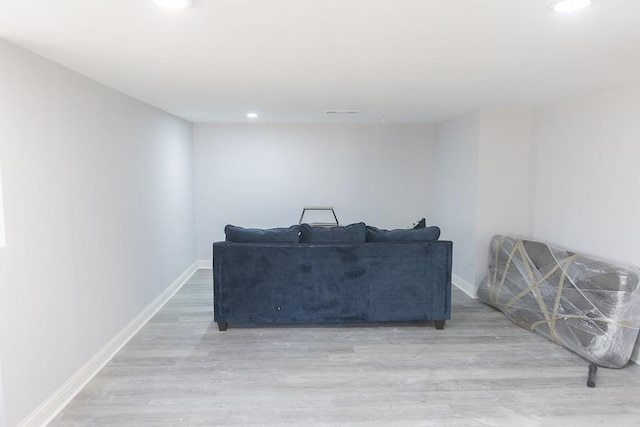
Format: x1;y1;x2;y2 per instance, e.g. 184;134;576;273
477;235;640;368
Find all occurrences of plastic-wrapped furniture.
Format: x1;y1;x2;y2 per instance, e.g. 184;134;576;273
477;235;640;368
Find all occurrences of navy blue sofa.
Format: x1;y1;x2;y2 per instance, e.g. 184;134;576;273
213;235;453;331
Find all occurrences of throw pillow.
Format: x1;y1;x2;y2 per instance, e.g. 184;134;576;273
224;224;300;243
299;222;366;243
366;225;440;243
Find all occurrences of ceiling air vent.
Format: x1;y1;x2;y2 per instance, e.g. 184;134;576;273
325;110;360;114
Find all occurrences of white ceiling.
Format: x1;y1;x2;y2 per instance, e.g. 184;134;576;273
1;0;639;124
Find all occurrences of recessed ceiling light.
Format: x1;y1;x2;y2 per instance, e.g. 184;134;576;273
246;113;259;119
549;0;591;13
154;0;193;9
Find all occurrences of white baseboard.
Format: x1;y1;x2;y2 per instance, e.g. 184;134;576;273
452;273;477;299
198;259;212;269
19;261;199;427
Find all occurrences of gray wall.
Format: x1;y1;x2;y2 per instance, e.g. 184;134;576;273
430;109;533;294
193;123;435;260
532;82;640;267
431;113;480;289
0;39;197;426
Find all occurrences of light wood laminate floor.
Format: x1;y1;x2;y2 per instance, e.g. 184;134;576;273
50;269;640;426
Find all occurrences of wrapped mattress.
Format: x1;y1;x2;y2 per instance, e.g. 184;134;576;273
477;235;640;368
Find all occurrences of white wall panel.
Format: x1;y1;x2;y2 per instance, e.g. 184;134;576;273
532;83;640;267
193;123;434;260
431;113;480;288
0;39;196;426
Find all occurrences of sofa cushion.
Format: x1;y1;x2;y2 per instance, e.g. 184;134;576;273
300;222;366;243
366;225;440;243
225;225;300;243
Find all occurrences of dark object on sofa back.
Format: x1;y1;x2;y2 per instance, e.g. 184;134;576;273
213;241;452;330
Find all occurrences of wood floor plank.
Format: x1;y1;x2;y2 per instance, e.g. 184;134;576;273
49;269;640;426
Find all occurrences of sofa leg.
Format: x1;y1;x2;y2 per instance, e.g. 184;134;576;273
217;322;228;332
434;320;445;330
